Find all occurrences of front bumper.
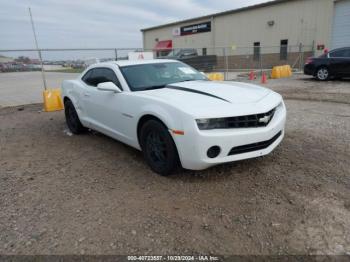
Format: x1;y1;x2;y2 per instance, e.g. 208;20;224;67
174;102;287;170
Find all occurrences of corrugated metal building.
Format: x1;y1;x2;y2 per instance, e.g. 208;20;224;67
141;0;350;69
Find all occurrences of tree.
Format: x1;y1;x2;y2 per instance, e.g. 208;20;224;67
15;56;31;63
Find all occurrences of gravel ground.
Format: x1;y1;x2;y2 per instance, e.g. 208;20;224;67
237;74;350;104
0;98;349;255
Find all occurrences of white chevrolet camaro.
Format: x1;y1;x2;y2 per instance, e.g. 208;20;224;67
61;59;286;175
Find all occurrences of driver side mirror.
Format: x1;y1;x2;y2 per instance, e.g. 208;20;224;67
97;82;122;93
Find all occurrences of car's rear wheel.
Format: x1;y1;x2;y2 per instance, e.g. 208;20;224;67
140;120;180;176
64;99;86;134
316;67;330;81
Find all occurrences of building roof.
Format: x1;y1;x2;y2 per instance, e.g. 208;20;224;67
141;0;294;32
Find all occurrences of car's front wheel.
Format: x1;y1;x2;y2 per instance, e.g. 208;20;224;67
316;67;330;81
64;99;86;134
140;120;180;176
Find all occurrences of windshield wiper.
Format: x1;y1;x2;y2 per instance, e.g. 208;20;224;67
141;85;166;91
172;79;195;84
140;79;197;91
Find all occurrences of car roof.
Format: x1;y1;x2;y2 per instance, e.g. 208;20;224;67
90;59;179;68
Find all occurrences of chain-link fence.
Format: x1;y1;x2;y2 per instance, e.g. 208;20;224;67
0;44;313;76
0;48;141;106
146;44;314;79
0;45;315;106
0;48;141;73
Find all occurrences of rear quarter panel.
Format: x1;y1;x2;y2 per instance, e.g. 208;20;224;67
61;79;88;123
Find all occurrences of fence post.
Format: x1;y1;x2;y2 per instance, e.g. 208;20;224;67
114;49;118;61
28;7;47;90
301;44;304;71
298;43;303;72
223;47;228;80
259;47;263;76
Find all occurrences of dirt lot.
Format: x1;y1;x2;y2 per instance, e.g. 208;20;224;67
237;73;350;104
0;77;350;255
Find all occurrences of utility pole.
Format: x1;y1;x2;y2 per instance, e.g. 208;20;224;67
29;7;47;90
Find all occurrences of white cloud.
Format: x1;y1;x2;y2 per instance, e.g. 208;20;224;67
0;0;270;58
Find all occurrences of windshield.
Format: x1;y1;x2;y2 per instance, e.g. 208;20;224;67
166;50;180;57
166;49;197;58
120;62;207;91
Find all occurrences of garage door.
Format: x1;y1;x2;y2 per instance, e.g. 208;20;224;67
331;0;350;49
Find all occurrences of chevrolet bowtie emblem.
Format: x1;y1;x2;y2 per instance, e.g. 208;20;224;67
259;115;271;124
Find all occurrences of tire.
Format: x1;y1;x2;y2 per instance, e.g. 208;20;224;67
64;99;86;134
315;67;330;81
140;120;180;176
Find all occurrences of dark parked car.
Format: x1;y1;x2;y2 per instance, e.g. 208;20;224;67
165;48;198;59
304;47;350;80
162;49;217;72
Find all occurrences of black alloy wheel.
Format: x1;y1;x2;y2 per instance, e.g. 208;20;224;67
140;120;180;176
64;99;86;134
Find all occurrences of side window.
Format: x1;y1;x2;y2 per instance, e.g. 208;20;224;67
83;68;122;89
82;69;99;86
91;68;109;87
330;49;347;58
82;69;93;84
101;68;121;88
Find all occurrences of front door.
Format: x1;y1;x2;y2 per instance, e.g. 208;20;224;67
82;67;129;141
329;48;350;76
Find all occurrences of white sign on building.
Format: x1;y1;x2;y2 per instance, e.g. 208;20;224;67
172;27;181;36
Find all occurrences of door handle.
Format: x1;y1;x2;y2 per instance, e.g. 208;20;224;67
83;92;90;97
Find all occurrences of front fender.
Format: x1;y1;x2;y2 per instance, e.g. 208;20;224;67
136;104;185;133
61;80;88;124
135;103;191;166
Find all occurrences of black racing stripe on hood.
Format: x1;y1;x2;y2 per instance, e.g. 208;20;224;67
166;85;231;103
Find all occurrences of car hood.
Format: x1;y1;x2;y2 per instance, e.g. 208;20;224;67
139;80;281;118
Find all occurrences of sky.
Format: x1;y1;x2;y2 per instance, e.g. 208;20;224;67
0;0;270;59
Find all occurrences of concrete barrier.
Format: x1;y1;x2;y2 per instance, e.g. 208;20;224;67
206;72;224;81
43;88;64;112
271;65;292;79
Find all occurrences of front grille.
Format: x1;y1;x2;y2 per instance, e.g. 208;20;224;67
228;131;282;156
225;108;276;128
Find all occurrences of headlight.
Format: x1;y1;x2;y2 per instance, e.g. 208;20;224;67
196;118;227;130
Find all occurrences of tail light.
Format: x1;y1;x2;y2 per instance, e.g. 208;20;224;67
305;57;314;64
